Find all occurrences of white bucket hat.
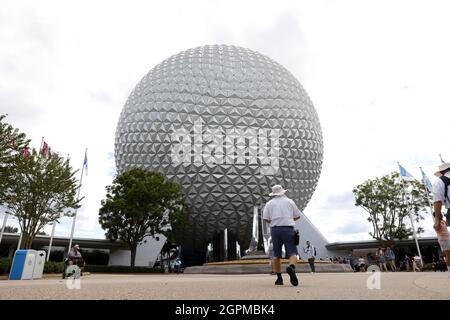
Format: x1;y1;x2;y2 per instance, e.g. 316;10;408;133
434;162;450;177
269;185;287;196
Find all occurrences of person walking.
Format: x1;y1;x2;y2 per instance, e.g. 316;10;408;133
385;247;397;271
263;185;301;286
65;244;85;278
357;256;366;272
433;212;450;277
433;162;450;227
377;248;388;272
412;254;421;272
303;240;316;274
403;254;411;272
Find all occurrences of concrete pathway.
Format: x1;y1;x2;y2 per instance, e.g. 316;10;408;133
0;272;449;300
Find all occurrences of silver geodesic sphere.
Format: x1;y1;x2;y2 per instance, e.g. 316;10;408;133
115;45;323;251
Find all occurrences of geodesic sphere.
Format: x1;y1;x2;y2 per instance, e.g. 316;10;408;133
115;45;323;251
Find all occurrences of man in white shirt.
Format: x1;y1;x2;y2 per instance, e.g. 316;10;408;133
432;163;450;229
303;240;316;273
263;185;301;286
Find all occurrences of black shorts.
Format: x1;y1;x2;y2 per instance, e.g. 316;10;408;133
270;226;297;258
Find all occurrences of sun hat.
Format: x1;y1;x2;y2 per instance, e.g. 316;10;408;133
269;185;287;196
434;162;450;177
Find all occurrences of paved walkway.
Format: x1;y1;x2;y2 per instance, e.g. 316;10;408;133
0;272;449;300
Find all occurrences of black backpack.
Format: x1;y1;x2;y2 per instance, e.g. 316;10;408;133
441;176;450;201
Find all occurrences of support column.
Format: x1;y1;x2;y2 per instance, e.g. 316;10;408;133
226;232;237;261
212;231;225;262
8;245;15;258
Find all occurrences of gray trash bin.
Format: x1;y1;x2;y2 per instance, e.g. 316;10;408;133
32;250;46;279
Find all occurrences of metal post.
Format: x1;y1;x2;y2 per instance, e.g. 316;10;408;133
408;211;423;267
16;232;23;250
47;222;57;262
398;163;424;267
224;228;228;261
68;149;86;254
0;213;8;246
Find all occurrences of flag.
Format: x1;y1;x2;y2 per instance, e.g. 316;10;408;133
420;167;433;194
398;163;416;181
41;141;49;156
439;154;446;164
83;149;88;176
22;147;30;159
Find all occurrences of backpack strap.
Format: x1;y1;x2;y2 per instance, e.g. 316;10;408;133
440;176;450;201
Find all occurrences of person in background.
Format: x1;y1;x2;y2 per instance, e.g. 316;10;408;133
303;240;316;274
348;254;354;270
403;254;411;272
358;256;366;272
67;244;85;275
377;248;388;272
412;254;421;272
385;247;396;272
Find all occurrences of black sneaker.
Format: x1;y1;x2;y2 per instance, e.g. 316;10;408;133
286;266;299;286
275;278;284;285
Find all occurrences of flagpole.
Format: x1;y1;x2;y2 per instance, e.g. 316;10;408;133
67;149;87;254
398;162;423;266
47;222;57;262
17;231;23;250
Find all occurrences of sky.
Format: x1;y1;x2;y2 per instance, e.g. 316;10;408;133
0;0;449;243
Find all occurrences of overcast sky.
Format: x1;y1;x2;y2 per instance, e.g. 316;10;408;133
1;0;449;243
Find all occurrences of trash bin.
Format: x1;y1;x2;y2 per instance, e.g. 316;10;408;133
32;250;46;279
9;249;37;280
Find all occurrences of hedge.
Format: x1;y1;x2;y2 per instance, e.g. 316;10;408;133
0;258;64;275
84;265;165;273
0;258;12;274
0;258;164;275
43;261;64;273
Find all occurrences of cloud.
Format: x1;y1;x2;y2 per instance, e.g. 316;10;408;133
333;222;370;235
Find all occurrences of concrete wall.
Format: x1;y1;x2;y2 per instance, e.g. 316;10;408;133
109;234;166;267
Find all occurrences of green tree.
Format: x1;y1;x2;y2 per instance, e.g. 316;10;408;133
98;168;186;267
2;148;81;248
0;114;30;203
353;172;430;244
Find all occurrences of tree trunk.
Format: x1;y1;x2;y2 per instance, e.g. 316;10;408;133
19;231;34;249
130;245;137;267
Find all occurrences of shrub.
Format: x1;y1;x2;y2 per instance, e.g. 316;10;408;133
85;265;164;273
44;261;64;273
0;258;12;274
0;257;64;275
